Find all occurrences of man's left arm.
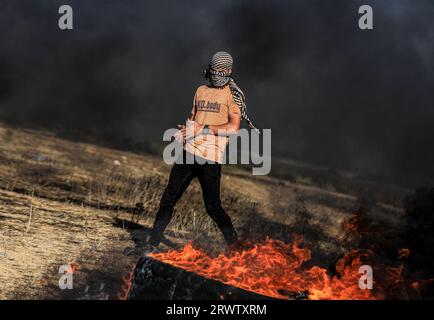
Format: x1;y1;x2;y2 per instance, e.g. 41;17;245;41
206;113;241;136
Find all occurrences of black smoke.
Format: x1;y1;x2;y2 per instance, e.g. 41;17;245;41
0;0;433;185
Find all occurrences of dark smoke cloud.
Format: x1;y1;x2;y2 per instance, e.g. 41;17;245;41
0;0;433;185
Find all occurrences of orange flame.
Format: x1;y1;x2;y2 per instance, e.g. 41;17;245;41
149;237;397;300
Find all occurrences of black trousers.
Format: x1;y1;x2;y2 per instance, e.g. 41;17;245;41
149;152;238;246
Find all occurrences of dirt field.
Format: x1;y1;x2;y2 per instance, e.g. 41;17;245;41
0;123;405;299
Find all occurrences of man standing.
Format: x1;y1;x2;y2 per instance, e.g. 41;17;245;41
148;51;258;249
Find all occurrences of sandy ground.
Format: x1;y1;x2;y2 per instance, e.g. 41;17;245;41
0;123;404;299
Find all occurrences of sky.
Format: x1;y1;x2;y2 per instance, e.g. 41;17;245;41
0;0;433;185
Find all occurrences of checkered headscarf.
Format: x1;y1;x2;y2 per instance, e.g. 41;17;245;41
204;51;259;134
